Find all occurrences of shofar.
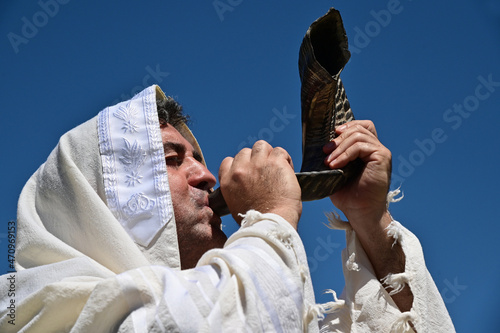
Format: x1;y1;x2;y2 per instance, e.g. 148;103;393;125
209;8;361;217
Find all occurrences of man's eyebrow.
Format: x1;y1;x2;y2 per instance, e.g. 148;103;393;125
163;142;203;163
163;142;186;155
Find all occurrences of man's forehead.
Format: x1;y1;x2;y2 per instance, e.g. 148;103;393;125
161;125;200;156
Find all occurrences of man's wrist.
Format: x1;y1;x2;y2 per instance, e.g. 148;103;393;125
350;211;401;275
348;210;392;242
267;205;301;230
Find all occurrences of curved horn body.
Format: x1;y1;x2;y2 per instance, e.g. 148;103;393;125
209;8;361;216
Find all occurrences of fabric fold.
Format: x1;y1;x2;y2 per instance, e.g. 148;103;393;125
318;218;455;332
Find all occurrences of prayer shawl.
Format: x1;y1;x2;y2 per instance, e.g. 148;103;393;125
0;85;317;332
0;85;454;332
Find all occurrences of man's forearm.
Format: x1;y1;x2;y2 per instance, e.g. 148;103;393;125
353;211;414;312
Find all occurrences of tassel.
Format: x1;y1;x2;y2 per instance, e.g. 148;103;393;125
306;290;345;321
239;210;264;228
381;272;408;295
387;186;404;209
306;303;325;320
321;289;345;314
267;229;293;249
345;253;360;272
325;211;351;230
385;220;404;247
390;312;415;333
303;301;323;327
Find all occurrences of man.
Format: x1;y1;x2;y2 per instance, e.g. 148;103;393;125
0;8;454;331
0;84;453;332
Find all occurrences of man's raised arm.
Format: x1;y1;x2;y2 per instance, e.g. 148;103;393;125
320;120;455;332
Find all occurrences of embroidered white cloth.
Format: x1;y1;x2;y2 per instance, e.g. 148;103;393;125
0;85;454;332
0;86;317;332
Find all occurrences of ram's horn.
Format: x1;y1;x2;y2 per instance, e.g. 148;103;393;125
296;7;362;201
209;8;361;217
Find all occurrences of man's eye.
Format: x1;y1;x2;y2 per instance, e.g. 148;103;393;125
165;156;181;166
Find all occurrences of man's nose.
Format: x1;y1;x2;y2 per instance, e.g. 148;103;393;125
186;158;217;191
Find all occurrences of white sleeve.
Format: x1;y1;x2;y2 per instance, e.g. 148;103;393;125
318;216;455;333
0;211;319;333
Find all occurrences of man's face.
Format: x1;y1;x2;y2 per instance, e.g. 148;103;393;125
160;124;227;269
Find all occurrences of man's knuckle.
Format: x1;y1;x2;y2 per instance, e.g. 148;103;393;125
273;146;287;155
240;148;251;154
231;167;247;181
342;149;351;159
254;140;268;147
352;132;364;141
365;120;374;127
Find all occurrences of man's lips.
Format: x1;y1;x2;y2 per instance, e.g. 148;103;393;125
190;187;210;206
191;188;223;220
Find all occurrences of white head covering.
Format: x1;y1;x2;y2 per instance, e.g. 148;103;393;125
5;85;319;333
15;85;198;273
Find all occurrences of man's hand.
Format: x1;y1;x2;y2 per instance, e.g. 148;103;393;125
219;141;302;228
324;120;413;312
323;120;392;234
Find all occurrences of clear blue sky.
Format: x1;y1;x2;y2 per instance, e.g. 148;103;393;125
1;1;499;331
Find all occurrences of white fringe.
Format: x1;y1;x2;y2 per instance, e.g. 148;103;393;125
306;290;345;321
239;210;264;228
390;312;415;333
322;289;345;314
387;186;404;208
381;272;408;295
345;253;360;272
303;301;322;327
267;229;293;249
385;220;404;247
324;211;351;230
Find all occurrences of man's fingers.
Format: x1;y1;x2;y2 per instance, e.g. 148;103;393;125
336;120;378;138
249;141;294;169
250;140;272;160
216;140;301;228
270;146;294;169
220;142;292;183
324;120;391;169
233;147;252;165
326;142;377;169
218;156;234;182
323;121;378;154
325;130;377;162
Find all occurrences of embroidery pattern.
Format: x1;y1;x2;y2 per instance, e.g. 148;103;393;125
98;108;119;211
98;86;173;246
119;138;147;187
143;88;172;224
122;193;156;224
113;101;139;133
